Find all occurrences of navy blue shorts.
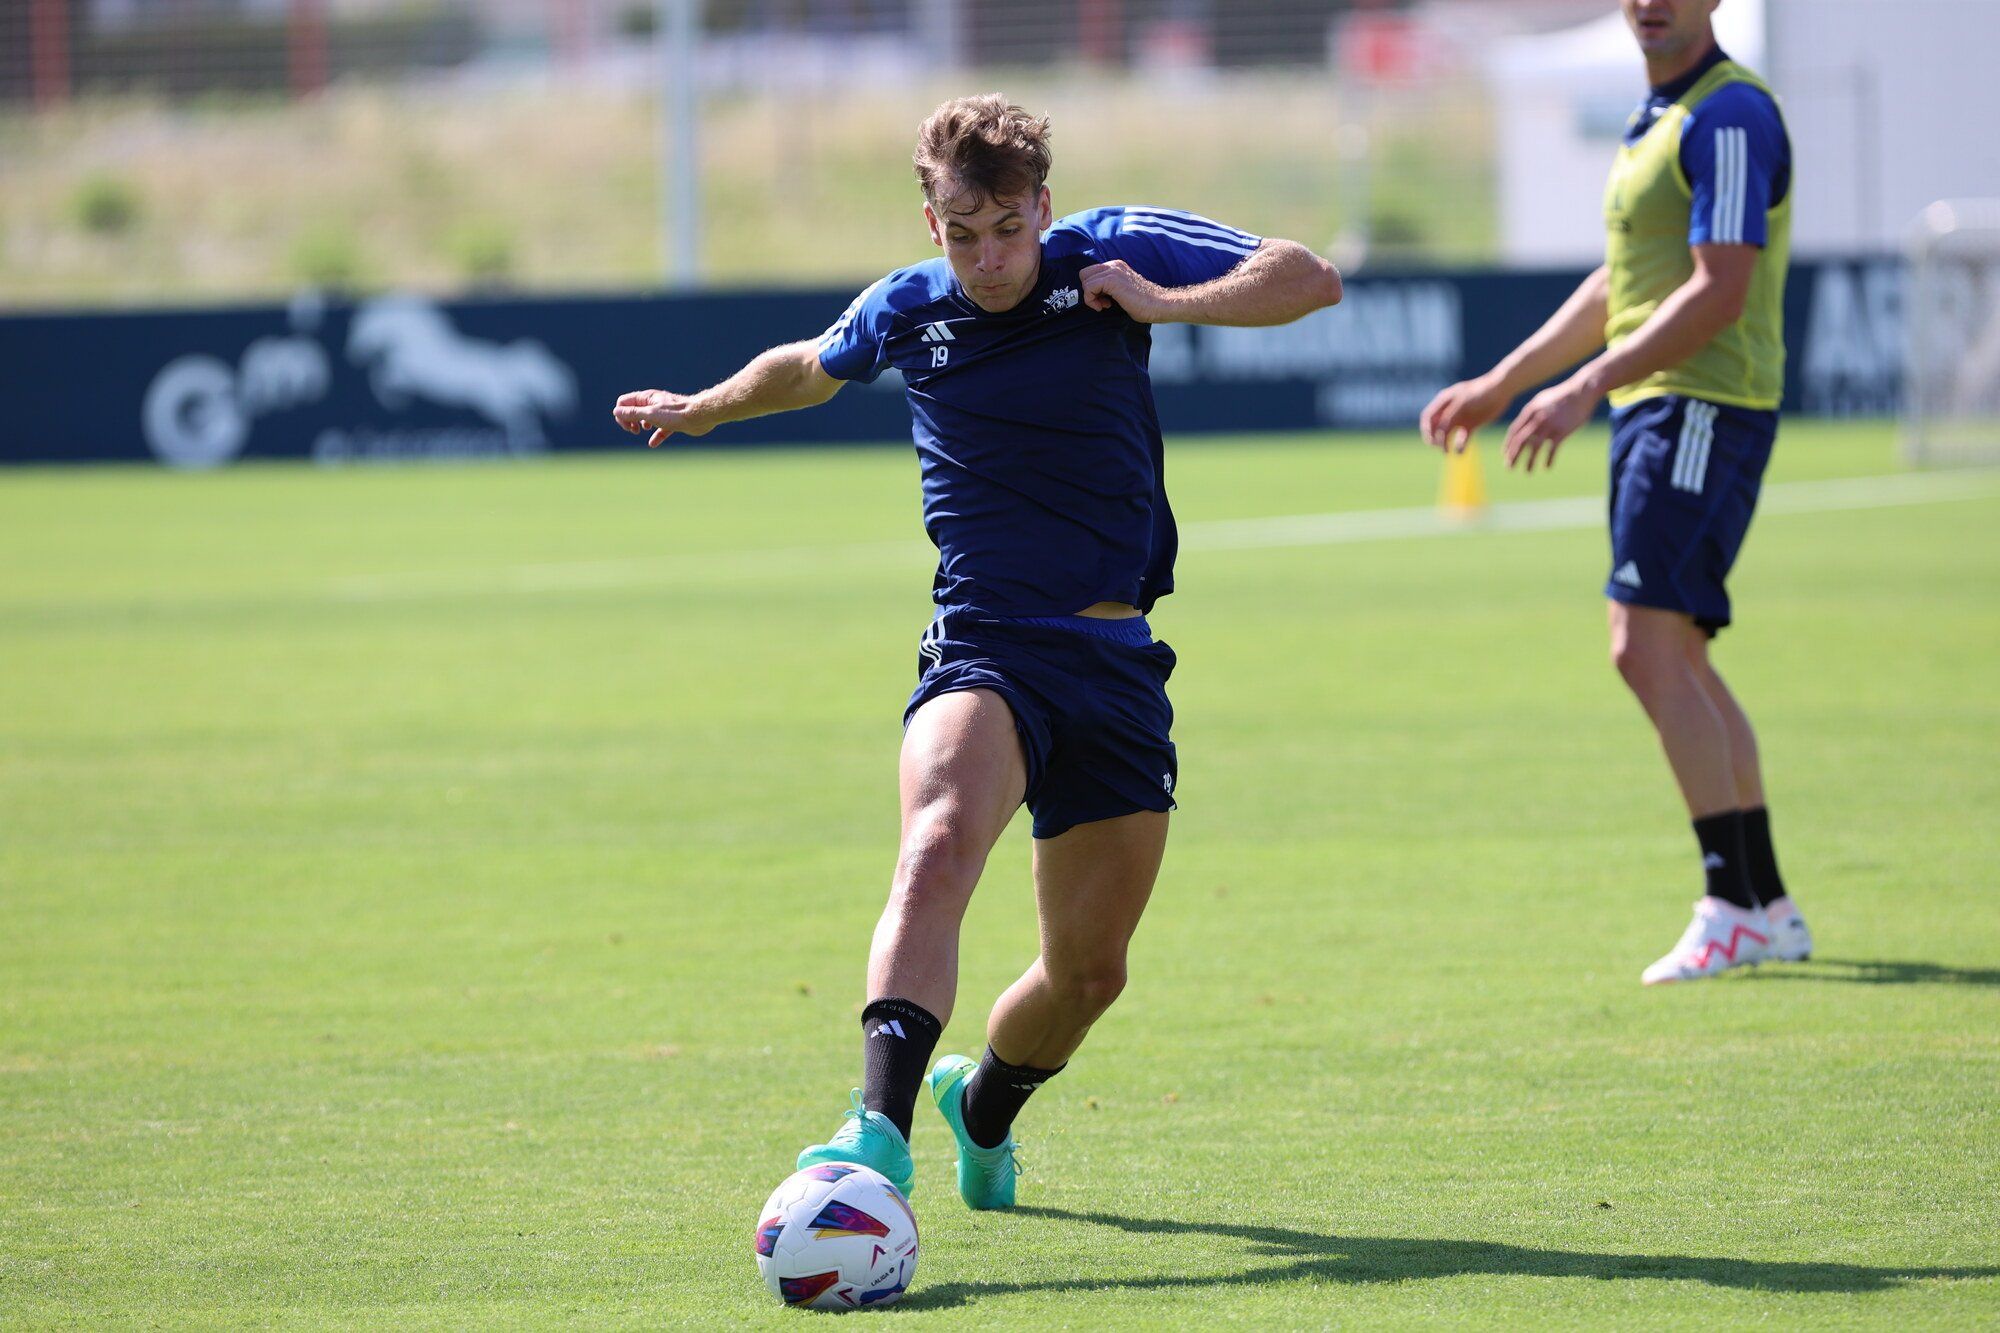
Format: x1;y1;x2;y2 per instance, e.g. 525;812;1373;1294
905;609;1178;840
1607;395;1778;634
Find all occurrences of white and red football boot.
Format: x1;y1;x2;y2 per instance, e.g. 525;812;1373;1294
1641;897;1772;985
1762;895;1813;962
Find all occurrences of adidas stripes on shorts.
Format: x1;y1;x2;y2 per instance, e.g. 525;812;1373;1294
1606;393;1778;634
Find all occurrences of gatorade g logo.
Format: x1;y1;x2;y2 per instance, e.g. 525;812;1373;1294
143;355;257;470
142;293;332;469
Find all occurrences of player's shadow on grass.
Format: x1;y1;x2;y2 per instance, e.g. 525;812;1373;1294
1752;958;2000;987
901;1208;1998;1308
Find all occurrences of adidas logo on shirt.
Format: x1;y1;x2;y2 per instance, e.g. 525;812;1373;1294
918;323;957;344
1613;561;1644;588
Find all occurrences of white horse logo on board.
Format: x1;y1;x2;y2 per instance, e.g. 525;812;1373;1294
347;295;577;452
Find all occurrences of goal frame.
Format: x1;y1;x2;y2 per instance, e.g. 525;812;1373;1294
1902;198;2000;468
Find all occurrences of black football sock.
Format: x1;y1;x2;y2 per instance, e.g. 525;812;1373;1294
961;1045;1063;1149
1692;810;1759;910
1741;805;1788;906
860;998;942;1141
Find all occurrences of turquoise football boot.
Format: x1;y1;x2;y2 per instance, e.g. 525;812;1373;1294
796;1089;915;1198
926;1054;1020;1210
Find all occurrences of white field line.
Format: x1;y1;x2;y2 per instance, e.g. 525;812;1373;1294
329;469;2000;602
1185;468;2000;552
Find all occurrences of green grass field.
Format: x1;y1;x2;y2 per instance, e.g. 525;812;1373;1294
3;423;1997;1327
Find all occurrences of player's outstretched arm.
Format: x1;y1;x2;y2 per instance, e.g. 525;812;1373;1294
1080;239;1341;328
1420;266;1609;454
613;339;842;448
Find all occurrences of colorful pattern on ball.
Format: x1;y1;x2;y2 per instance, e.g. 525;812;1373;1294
752;1162;920;1311
779;1271;842;1306
808;1200;891;1239
859;1276;910;1306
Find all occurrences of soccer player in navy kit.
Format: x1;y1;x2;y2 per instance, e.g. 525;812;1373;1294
1421;0;1812;984
614;96;1341;1207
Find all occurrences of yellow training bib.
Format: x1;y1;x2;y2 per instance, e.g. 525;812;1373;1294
1603;60;1791;411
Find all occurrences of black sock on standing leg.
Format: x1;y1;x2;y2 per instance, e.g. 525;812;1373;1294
1692;810;1760;910
961;1045;1063;1149
861;998;943;1141
1740;805;1788;906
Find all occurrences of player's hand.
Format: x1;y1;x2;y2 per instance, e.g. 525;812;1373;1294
1419;373;1511;453
1079;260;1172;322
613;390;712;448
1501;378;1599;473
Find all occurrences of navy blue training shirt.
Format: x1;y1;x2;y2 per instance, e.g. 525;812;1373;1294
817;206;1263;618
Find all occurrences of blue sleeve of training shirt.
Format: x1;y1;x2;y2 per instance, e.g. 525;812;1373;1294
1681;83;1790;248
1074;206;1264;287
816;277;897;384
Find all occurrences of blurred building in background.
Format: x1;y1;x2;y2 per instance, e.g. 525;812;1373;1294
1483;0;2000;264
5;0;1993;309
0;0;1541;306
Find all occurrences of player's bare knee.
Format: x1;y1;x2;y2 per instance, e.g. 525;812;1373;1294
1611;644;1642;691
1609;632;1655;693
1043;959;1128;1016
891;809;986;909
1622;659;1685;719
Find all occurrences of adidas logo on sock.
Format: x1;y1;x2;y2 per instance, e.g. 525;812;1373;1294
1703;852;1726;869
871;1020;907;1039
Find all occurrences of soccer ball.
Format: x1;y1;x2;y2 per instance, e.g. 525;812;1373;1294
753;1162;919;1311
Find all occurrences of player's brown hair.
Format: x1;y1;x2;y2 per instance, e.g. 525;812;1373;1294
913;94;1052;215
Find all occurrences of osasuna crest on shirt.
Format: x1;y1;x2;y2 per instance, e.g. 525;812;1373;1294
817;207;1262;618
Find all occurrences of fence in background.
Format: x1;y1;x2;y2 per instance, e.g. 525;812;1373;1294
3;0;1593;308
5;1;1523;107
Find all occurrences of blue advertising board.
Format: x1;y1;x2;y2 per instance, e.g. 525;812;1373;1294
0;257;1902;468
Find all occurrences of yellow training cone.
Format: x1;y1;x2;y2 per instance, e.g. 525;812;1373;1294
1439;438;1489;522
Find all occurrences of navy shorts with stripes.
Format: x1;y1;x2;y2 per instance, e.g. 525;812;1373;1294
1606;394;1778;634
906;608;1178;840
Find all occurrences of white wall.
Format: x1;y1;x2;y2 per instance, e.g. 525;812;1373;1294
1487;2;1766;266
1765;0;2000;255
